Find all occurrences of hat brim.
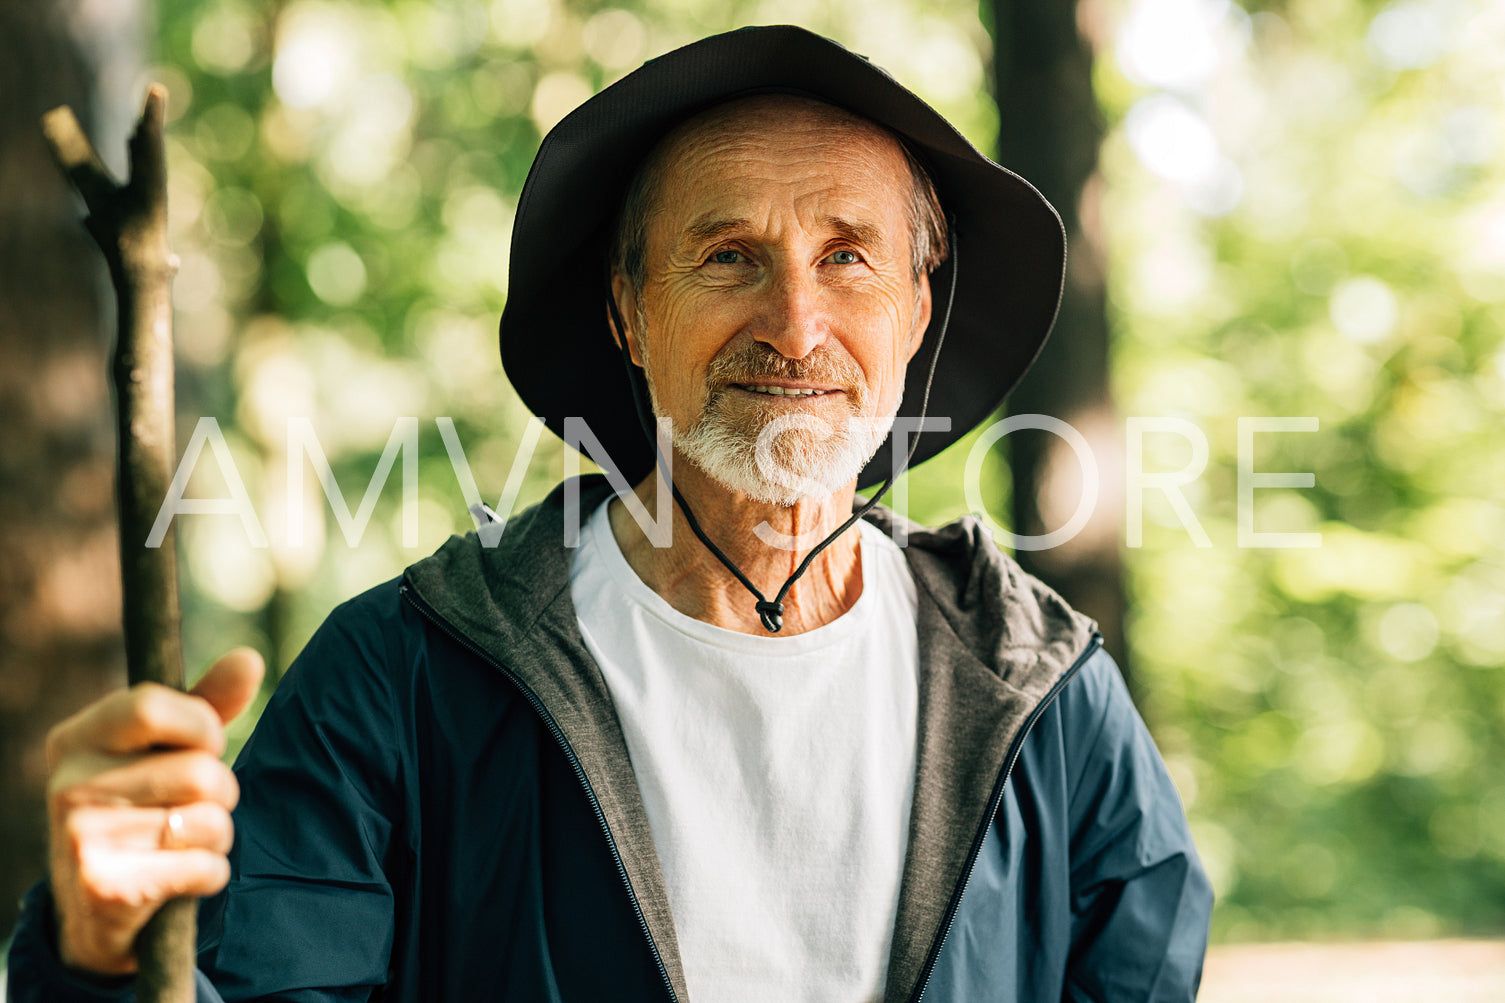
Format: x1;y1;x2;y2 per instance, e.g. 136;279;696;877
499;25;1066;490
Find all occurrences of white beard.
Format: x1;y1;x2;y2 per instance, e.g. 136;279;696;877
641;334;900;507
672;397;899;507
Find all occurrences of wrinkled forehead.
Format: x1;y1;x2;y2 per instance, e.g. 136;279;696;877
648;93;914;199
662;93;900;154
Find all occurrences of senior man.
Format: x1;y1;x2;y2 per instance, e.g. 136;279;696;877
10;25;1211;1003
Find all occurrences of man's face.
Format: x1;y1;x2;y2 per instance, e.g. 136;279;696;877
615;95;933;505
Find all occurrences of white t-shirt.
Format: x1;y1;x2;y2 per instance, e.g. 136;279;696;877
570;499;920;1003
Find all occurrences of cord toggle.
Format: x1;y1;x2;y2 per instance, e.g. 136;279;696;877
755;600;785;633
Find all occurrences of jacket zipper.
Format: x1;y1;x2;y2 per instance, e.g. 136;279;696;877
907;631;1104;1003
399;582;680;1003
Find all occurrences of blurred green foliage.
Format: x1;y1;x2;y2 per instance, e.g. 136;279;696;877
1097;0;1505;941
150;0;1504;944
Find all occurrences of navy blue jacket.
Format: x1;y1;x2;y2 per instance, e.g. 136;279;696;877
9;477;1211;1001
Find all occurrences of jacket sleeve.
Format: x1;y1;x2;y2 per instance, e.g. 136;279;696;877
4;879;226;1003
196;585;407;999
1058;650;1213;1003
4;584;407;1003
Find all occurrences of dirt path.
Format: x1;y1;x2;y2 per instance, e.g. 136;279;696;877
1200;939;1505;1002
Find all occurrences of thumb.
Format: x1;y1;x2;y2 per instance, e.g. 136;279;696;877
190;648;266;725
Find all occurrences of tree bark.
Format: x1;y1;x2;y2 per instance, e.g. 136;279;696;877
989;0;1129;675
0;0;137;937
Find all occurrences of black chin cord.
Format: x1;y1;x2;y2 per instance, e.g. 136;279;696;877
606;222;958;633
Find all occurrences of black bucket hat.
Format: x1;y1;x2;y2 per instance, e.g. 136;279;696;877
499;24;1066;490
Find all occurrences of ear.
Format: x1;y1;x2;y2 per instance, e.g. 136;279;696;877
905;269;933;364
609;271;645;367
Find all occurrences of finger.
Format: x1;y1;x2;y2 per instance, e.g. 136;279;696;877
52;683;223;759
189;648;265;725
59;749;239;810
62;802;234;856
64;845;232;972
52;805;233;975
78;845;232;909
161;801;235;854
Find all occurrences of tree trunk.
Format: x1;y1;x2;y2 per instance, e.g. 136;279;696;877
0;0;140;935
988;0;1129;676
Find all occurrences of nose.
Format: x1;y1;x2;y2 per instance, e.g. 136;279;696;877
753;263;827;360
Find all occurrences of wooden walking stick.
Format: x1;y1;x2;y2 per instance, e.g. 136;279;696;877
41;85;195;1003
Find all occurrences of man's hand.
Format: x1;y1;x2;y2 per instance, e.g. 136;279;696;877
45;649;265;975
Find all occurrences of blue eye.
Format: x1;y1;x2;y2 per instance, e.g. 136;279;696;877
711;249;743;264
827;250;858;265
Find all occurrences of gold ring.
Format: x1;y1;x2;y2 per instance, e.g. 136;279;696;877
163;810;187;850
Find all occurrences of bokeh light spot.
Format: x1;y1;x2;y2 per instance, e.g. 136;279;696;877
273;5;357;109
1329;276;1398;344
1367;2;1447;71
193;3;258;75
1376;602;1440;661
582;9;645;69
203;187;265;246
195;103;256;160
530;71;592;133
307;242;368;305
490;0;552;49
1117;0;1244;90
1125;95;1220;186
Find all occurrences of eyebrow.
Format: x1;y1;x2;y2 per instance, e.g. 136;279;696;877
682;217;752;247
821;215;887;253
678;214;890;253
